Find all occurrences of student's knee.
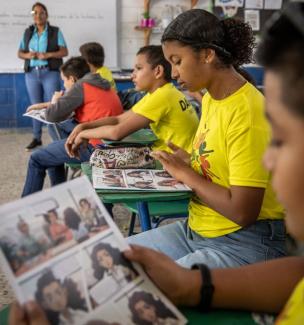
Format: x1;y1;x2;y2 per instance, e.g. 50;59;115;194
176;249;241;269
29;149;45;168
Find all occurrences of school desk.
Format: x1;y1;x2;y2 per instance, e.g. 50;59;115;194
81;162;191;231
0;304;258;324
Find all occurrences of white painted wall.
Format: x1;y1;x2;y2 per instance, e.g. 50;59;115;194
119;0;191;69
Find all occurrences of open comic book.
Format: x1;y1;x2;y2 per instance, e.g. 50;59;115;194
23;108;54;124
0;177;186;325
92;167;192;192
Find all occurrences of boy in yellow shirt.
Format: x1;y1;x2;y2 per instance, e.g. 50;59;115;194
65;45;199;157
79;42;117;91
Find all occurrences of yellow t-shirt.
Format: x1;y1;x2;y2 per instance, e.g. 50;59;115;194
189;82;284;238
96;66;117;90
275;277;304;325
132;83;199;153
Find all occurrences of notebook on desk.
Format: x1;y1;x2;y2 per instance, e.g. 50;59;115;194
103;129;157;146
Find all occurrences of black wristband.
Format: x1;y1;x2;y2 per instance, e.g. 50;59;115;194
191;263;214;312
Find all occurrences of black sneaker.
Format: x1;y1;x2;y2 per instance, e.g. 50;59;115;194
25;139;42;151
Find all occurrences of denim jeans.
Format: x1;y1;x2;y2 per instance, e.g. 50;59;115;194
128;219;286;269
22;139;94;197
48;119;78;141
25;68;61;141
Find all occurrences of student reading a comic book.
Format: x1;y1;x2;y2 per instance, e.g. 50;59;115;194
65;45;199;158
26;56;122;141
128;8;286;269
91;242;137;288
35;270;88;325
21;56;123;197
128;291;179;325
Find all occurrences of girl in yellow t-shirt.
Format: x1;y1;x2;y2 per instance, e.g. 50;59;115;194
128;9;286;269
65;45;199;157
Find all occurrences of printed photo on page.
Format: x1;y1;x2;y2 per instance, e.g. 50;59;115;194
0;177;187;325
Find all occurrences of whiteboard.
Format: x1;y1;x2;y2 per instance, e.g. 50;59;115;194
0;0;119;72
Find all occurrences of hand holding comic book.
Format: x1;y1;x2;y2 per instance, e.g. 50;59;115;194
0;177;187;325
23;109;54;125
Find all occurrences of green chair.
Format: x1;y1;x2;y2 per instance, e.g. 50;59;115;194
124;199;189;236
64;162;82;180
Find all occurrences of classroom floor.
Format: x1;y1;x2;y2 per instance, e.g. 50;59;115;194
0;128;134;306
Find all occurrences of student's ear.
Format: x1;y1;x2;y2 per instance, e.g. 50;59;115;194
199;49;216;65
67;76;77;84
154;65;165;79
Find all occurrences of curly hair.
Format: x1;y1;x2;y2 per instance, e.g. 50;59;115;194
128;291;177;325
63;207;81;230
256;2;304;118
137;45;171;81
91;242;136;281
161;9;255;68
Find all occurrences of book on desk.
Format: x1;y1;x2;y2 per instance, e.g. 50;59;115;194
92;167;192;192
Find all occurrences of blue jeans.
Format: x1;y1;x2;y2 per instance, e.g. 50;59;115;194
22;139;94;197
48;119;78;141
128;219;286;268
25;68;61;141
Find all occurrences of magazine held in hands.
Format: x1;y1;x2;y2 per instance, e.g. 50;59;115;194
23;108;54;124
92;167;192;192
0;177;186;325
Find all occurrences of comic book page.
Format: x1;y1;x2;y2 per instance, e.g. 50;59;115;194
92;167;192;192
23;108;54;124
0;177;186;325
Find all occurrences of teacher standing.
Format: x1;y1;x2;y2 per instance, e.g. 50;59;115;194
18;2;68;150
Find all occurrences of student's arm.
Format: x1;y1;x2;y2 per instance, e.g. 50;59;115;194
45;83;83;122
152;151;264;227
65;110;132;156
78;111;150;141
66;111;151;158
125;245;304;313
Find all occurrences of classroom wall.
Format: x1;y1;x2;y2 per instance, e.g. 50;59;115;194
0;0;264;128
120;0;190;69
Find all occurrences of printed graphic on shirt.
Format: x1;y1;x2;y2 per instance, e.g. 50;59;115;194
191;129;218;182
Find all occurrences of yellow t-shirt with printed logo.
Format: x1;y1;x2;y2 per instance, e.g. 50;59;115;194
275;277;304;325
96;66;117;90
189;82;284;238
132;83;199;153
